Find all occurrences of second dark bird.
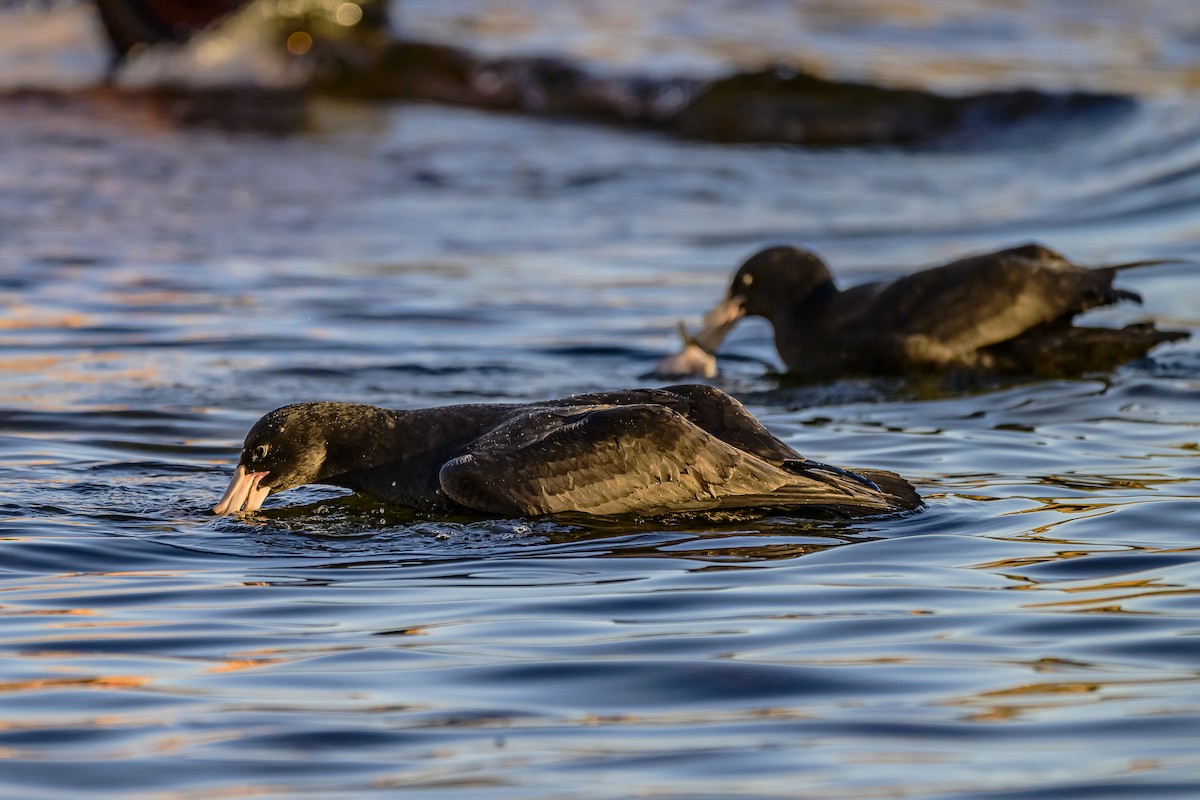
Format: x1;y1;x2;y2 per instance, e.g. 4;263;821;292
659;243;1188;381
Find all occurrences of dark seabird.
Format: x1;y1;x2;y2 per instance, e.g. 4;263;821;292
658;243;1189;381
214;385;920;518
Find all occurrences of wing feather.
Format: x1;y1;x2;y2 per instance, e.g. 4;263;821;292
659;383;804;463
862;244;1121;355
439;403;911;517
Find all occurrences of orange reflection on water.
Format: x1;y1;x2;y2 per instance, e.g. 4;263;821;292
0;674;150;694
975;548;1108;573
0;350;161;406
0;605;95;618
0;308;90;330
207;657;288;674
947;670;1200;725
1024;583;1198;612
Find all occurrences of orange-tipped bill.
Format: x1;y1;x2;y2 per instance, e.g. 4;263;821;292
699;294;746;338
213;465;270;515
653;295;746;378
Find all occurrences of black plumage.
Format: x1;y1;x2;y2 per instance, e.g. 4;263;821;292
664;243;1188;380
213;385;920;518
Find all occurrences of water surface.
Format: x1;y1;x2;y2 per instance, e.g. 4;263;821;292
2;2;1200;798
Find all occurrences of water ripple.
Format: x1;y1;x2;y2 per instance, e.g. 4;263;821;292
2;5;1200;796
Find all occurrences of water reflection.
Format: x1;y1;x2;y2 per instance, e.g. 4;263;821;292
2;3;1200;798
223;497;876;564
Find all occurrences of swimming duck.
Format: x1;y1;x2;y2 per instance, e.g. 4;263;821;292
658;243;1188;380
214;384;920;518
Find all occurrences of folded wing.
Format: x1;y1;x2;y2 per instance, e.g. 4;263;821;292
439;402;910;517
866;244;1130;356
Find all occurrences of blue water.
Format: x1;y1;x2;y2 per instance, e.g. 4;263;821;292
2;2;1200;798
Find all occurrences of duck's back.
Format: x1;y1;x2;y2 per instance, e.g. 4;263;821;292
865;246;1105;343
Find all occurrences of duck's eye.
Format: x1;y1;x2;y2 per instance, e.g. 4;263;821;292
741;273;754;286
252;444;270;462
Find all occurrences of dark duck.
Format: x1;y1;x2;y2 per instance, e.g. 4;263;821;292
657;243;1188;381
214;385;920;518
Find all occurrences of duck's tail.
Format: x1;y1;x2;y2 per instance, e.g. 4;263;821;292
1100;258;1194;272
1094;258;1195;306
854;468;924;513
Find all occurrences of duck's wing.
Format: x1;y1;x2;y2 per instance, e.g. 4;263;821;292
658;384;803;462
438;403;905;517
534;384;808;465
660;384;909;496
537;387;688;411
862;243;1132;355
532;383;812;466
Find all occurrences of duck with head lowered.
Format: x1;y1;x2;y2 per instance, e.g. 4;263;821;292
657;243;1189;381
213;385;921;519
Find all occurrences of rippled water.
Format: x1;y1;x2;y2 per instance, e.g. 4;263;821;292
3;3;1200;798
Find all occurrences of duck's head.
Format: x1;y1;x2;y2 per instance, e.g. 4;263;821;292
213;403;347;515
726;246;834;320
688;246;835;349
